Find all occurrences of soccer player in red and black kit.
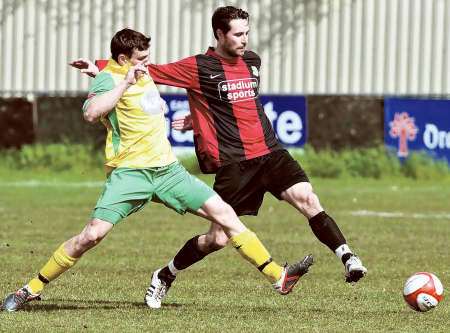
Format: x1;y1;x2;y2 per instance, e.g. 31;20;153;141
72;6;367;309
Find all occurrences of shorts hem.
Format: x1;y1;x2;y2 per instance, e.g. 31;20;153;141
92;207;124;225
235;209;259;216
188;191;216;213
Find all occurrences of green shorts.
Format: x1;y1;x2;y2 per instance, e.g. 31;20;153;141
92;162;215;224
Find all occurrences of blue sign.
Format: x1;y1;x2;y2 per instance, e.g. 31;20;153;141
162;94;307;148
384;98;450;164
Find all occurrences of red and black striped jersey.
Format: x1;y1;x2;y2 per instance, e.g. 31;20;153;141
97;48;282;173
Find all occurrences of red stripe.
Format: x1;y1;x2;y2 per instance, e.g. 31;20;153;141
96;60;108;71
221;58;270;159
188;66;220;166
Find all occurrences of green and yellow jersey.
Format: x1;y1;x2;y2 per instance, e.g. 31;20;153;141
83;59;177;170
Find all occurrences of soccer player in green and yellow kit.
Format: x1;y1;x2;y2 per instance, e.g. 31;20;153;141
2;29;313;312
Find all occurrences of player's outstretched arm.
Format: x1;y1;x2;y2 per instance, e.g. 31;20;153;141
171;114;193;131
69;58;99;77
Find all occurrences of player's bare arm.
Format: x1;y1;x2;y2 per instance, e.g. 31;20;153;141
71;59;190;131
84;64;147;123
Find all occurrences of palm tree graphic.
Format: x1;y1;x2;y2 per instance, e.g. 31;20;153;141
389;112;419;157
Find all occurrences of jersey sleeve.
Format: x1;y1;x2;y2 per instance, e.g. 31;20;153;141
95;60;108;71
82;71;115;112
147;57;197;89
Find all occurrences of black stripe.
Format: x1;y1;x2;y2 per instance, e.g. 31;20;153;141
38;273;49;284
195;54;246;166
257;258;273;272
242;52;281;152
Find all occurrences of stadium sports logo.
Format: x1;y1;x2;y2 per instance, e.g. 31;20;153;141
389;112;418;157
218;78;259;103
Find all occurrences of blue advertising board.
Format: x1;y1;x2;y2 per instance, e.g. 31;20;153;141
162;94;307;148
384;98;450;164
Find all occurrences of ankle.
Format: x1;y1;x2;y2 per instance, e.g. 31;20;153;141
335;244;353;263
341;252;353;265
158;267;176;283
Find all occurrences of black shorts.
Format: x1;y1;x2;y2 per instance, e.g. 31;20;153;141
213;149;309;216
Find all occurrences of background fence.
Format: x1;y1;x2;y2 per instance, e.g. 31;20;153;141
1;0;450;96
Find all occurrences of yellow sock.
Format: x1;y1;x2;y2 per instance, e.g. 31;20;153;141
27;243;79;294
27;278;45;295
230;230;283;283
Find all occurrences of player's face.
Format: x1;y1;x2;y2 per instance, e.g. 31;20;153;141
129;48;150;65
219;19;249;57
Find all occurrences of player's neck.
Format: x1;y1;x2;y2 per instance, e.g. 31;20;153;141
214;45;239;60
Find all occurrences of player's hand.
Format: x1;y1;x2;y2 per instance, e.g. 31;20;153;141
125;64;148;85
172;114;193;131
69;58;99;77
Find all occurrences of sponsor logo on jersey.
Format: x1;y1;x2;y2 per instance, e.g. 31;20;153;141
140;89;164;115
251;66;259;77
218;78;259;103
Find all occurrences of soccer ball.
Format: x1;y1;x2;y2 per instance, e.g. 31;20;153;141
403;272;444;312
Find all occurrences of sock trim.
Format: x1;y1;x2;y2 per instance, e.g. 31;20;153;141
335;244;352;258
53;244;78;268
168;260;179;276
230;229;254;248
38;273;49;284
257;258;273;272
308;211;327;225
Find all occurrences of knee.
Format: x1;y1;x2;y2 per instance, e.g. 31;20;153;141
290;183;323;214
294;184;315;204
77;221;107;248
305;191;320;209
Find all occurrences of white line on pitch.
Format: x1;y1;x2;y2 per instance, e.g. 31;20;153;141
350;210;450;219
0;180;103;188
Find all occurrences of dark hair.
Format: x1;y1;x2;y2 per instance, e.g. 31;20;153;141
110;28;151;61
212;6;249;40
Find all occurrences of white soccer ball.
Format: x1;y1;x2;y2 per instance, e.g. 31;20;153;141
403;272;444;312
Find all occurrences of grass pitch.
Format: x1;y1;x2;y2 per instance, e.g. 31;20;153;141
0;174;449;332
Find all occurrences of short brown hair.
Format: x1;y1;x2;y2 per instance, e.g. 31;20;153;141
212;6;249;40
110;28;151;61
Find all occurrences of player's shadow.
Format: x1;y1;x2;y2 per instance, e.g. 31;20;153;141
21;298;182;312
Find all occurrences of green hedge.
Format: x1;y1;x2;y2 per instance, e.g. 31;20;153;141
0;143;103;172
0;144;449;180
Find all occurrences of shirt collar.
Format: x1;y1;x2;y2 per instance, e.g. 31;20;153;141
106;58;130;75
206;47;240;64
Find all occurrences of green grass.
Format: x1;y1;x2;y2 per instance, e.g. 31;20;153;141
0;174;449;332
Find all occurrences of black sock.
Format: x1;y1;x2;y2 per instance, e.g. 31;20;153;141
158;267;176;285
157;235;209;284
308;211;346;252
173;235;209;269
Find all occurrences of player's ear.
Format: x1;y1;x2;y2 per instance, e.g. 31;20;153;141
216;29;225;42
117;54;129;66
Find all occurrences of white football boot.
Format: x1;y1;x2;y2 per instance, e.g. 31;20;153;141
344;255;367;283
144;269;172;309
